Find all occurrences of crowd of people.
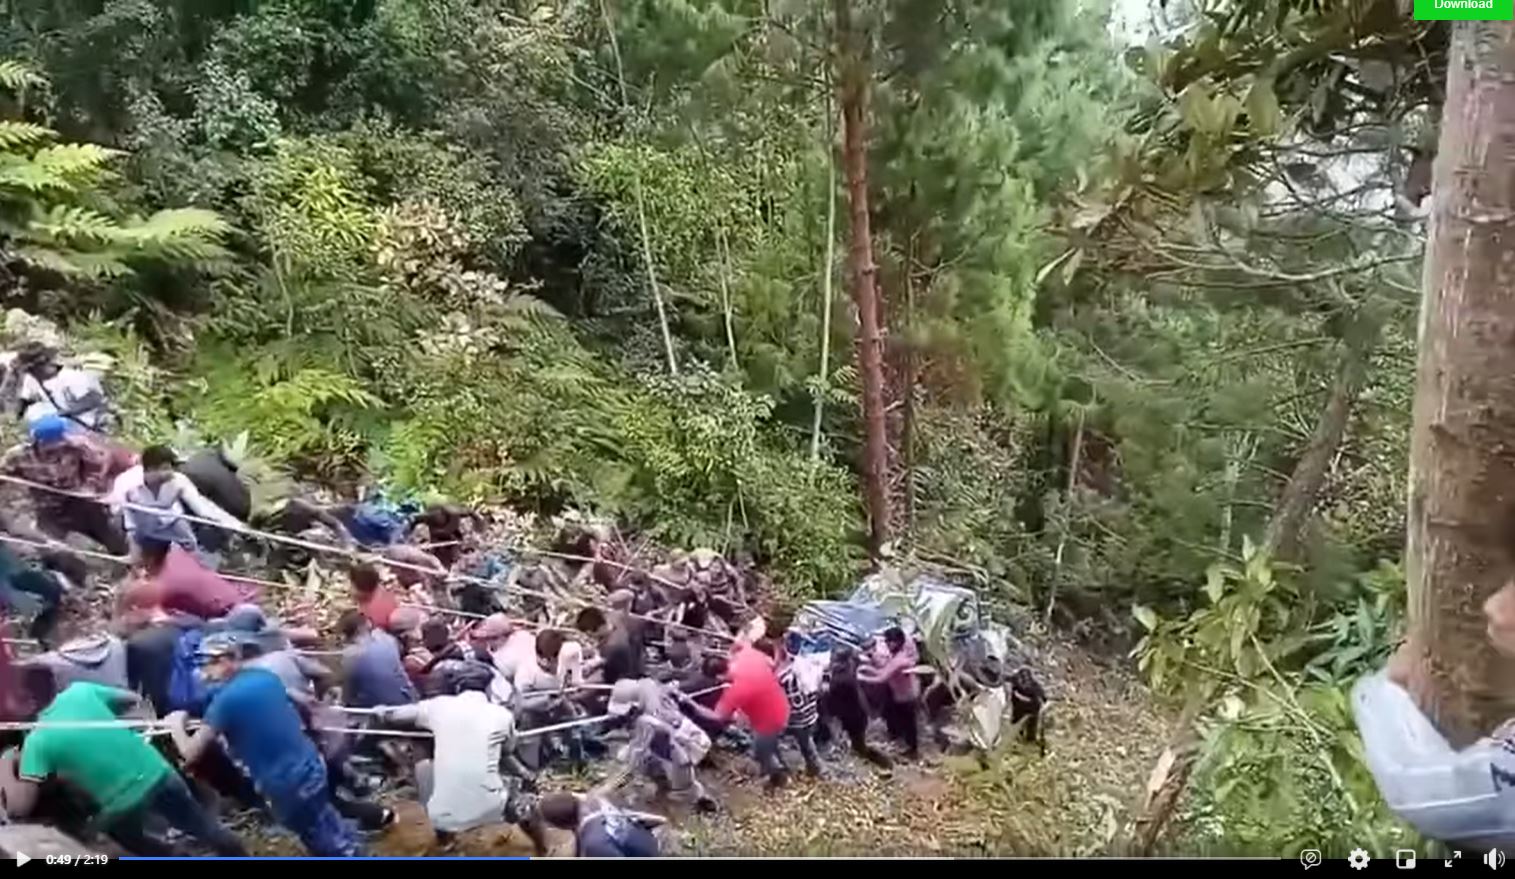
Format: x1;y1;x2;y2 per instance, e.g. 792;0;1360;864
0;343;982;859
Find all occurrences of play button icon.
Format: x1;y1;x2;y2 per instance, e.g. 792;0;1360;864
15;852;30;867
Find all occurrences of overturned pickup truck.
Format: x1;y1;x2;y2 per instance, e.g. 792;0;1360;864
787;569;1044;753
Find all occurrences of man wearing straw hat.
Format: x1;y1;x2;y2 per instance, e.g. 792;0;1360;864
0;674;247;856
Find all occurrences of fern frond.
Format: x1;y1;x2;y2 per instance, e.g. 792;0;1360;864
29;205;121;244
121;207;231;242
29;143;118;183
105;208;232;268
12;245;131;279
0;121;53;151
0;61;43;92
0;157;77;194
498;293;563;319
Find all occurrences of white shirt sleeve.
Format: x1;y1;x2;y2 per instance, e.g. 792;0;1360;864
16;373;41;405
557;641;585;689
171;473;242;529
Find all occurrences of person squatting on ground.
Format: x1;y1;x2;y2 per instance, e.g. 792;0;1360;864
2;675;248;857
512;629;589;769
2;415;128;554
338;609;418;711
373;684;547;854
0;541;69;646
605;677;716;811
538;790;665;857
168;633;362;857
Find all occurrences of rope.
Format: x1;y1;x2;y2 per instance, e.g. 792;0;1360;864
0;532;296;594
0;685;729;739
0;533;126;565
0;472;735;642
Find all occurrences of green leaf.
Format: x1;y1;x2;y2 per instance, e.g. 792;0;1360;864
1204;565;1226;604
1245;78;1282;136
1133;604;1159;631
1178;81;1220;134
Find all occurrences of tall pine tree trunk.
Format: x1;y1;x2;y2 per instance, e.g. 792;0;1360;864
1405;21;1515;747
834;0;892;556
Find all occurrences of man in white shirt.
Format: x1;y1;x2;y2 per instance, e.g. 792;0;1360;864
10;343;108;431
109;445;244;556
511;629;594;769
374;687;547;852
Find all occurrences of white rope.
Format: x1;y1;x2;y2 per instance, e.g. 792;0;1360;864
0;472;736;641
0;685;731;739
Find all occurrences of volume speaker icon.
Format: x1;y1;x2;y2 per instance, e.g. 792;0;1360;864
1485;848;1507;870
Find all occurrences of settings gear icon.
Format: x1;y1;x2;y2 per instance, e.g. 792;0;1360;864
1349;849;1371;870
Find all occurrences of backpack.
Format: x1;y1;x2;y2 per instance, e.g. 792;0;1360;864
166;628;211;715
346;502;406;547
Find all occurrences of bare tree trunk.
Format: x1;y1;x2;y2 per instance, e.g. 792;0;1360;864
716;224;739;371
1405;22;1515;748
1262;332;1373;561
1121;691;1208;856
809;88;839;474
1045;408;1085;625
901;237;918;531
600;0;677;376
834;0;892;556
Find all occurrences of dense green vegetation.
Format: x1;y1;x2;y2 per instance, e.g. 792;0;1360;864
0;0;1439;855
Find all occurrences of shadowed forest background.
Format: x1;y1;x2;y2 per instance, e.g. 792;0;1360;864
0;0;1453;856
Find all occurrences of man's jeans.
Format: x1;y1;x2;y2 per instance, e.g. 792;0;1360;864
104;773;248;857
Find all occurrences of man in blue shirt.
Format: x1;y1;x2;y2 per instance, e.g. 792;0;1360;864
168;633;361;857
338;610;418;709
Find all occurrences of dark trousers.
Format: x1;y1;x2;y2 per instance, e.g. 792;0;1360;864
752;732;786;784
820;685;892;768
8;569;62;642
882;698;920;757
783;724;822;775
105;773;248;857
41;497;128;555
325;754;389;830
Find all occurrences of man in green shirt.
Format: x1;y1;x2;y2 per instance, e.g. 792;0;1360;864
0;678;247;857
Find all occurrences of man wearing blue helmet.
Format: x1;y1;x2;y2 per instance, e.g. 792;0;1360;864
0;414;127;554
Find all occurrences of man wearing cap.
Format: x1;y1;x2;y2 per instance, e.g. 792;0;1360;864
109;444;244;557
1;414;127;554
168;633;361;857
373;682;546;853
607;677;715;810
2;676;247;856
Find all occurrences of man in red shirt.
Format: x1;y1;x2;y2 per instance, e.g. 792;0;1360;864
350;563;398;630
679;633;790;789
121;537;249;620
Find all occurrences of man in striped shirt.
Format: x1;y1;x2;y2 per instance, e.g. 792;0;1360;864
777;643;823;778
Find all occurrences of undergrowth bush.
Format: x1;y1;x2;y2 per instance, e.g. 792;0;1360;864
381;334;861;595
